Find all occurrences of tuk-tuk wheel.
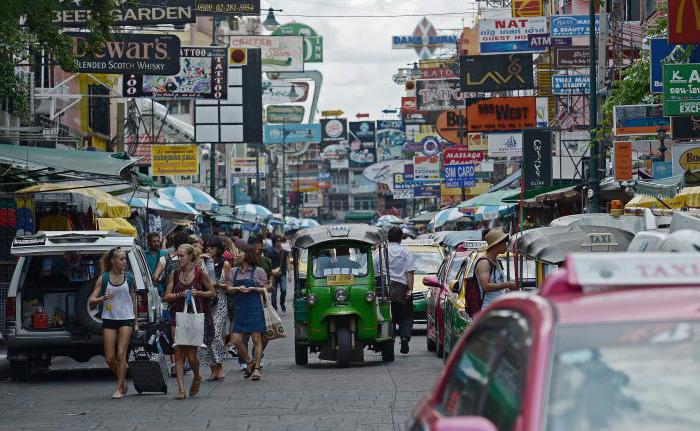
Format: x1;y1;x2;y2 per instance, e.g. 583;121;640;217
295;343;308;366
381;338;395;362
337;328;352;368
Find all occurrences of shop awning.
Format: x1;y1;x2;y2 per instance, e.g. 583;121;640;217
678;186;700;208
458;189;518;209
634;175;683;198
15;182;131;218
119;191;199;217
344;211;374;222
409;211;437;224
0;146;139;178
489;170;520;192
502;185;579;207
625;194;686;210
96;217;137;237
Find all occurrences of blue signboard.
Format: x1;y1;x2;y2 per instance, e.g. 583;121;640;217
444;164;476;188
550;15;600;38
413;182;441;198
263;124;322;145
649;38;700;94
392;172;414;190
552;75;591;95
653;161;673;179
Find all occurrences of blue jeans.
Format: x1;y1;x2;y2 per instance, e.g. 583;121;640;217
271;274;287;309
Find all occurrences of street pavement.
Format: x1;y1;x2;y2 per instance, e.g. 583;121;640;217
0;311;442;431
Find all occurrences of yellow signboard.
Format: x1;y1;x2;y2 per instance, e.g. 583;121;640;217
327;274;354;286
152;145;198;176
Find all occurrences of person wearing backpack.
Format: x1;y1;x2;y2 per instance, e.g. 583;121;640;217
471;228;517;316
88;247;138;399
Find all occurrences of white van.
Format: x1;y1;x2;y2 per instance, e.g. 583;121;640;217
4;231;162;381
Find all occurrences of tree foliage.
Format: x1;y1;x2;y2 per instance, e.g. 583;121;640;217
0;0;115;122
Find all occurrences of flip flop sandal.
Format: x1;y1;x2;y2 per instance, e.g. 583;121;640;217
189;376;201;397
112;392;123;400
244;361;254;379
251;367;261;382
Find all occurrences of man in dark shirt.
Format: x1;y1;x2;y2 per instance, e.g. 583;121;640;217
265;236;289;312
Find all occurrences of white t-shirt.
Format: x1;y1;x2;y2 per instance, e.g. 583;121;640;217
375;242;415;285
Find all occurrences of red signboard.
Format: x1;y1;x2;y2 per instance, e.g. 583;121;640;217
442;147;486;165
669;0;700;43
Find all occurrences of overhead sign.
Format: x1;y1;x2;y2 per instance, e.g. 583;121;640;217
266;105;305;123
376;120;406;161
466;97;537;132
195;0;260;15
152;145;198;176
672;143;700;174
391;17;459;59
229;35;303;72
55;0;196;27
123;47;227;99
436;110;468;145
416;79;467;111
668;0;700;43
512;0;544;17
554;48;591;68
459;54;534;92
348;121;377;168
550;14;601;38
66;33;180;75
413;155;440;182
444;164;476;188
613;141;633;181
321;118;348;143
552;74;591;95
671;115;700;139
195;48;262;144
443;147;485;165
263;123;321;145
649;38;700;93
485;132;524;158
522;129;552;191
478;17;548;54
272;22;323;63
663;63;700;115
231;157;266;178
613;105;670;136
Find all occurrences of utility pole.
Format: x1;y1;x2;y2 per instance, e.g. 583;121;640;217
587;0;601;213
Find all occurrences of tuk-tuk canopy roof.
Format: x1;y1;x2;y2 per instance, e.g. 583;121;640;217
292;224;387;249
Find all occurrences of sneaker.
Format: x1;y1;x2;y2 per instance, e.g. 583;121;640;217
238;363;248;370
400;338;410;354
227;344;238;358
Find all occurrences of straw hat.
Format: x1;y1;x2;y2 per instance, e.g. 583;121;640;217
484;228;509;251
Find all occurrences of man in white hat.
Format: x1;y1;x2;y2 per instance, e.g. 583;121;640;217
475;228;517;311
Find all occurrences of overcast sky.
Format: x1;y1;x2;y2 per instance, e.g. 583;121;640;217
261;0;476;121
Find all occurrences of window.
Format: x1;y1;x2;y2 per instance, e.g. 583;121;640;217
353;196;376;211
164;100;191;115
329;195;349;211
447;255;468;283
312;246;368;277
412;251;443;274
626;0;641;20
88;84;110;136
331;170;349;185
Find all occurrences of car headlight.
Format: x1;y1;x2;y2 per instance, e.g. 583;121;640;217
335;288;348;303
364;292;375;303
307;294;317;305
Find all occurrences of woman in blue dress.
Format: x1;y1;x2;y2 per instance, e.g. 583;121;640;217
227;245;267;381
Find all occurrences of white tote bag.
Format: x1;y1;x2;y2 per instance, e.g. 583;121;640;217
174;294;206;347
261;292;286;341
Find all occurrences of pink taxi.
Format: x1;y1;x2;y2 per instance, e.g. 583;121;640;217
410;253;700;431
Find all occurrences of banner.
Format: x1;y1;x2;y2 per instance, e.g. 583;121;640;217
263;124;321;145
55;0;196;26
613;105;670;136
459;54;534;92
444;164;476;188
649;38;700;93
512;0;544;17
668;0;700;43
663;63;700;115
552;75;591;95
152;145;198;176
478;17;548;54
413;156;440;182
66;33;180;75
550;14;601;38
123;47;227;99
229;35;304;72
466;97;537;132
522;129;552;191
416;79;468;111
536;97;549;128
485;132;523;158
271;22;323;63
231;157;266;178
348;121;377;168
376;120;406;160
554;48;591;68
613;141;633;181
672;143;700;175
671;115;700;139
196;0;260;15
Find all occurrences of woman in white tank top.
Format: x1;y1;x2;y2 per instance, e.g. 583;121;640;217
89;248;137;399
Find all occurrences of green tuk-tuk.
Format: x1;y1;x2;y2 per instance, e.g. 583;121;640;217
291;224;395;367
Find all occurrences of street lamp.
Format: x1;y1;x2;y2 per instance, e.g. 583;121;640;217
410;62;421;79
263;8;282;31
657;127;668;161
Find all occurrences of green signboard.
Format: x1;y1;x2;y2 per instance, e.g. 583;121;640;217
272;23;323;63
663;63;700;115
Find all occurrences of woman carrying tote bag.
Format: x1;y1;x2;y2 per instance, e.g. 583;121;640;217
164;244;215;400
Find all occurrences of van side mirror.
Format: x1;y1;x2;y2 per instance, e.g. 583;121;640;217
434;417;498;431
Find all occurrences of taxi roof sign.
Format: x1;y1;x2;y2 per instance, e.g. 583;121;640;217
462;240;487;250
567;253;700;287
581;232;619;248
327;225;351;237
401;239;437;246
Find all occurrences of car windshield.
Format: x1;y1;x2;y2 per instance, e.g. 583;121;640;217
312;246;368;278
447;255;468;282
546;321;700;431
499;257;536;281
412;251;442;275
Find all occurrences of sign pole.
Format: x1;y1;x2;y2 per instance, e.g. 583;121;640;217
282;121;287;218
209;16;219;199
587;4;601;213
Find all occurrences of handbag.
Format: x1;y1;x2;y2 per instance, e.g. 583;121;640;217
261;292;286;341
174;293;206;347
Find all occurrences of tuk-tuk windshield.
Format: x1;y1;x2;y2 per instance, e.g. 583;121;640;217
312;246;369;278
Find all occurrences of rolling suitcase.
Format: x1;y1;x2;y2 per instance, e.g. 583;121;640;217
128;346;169;394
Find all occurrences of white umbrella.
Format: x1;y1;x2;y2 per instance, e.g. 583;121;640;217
235;204;273;223
430;207;465;229
159;186;219;212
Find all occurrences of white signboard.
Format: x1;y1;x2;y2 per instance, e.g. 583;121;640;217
672;143;700;175
568;253;700;287
228;35;304;72
230;157;266;178
413;155;440;182
479;17;548;54
485;132;523;158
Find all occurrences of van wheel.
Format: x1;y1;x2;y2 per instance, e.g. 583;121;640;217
76;281;103;335
9;361;31;382
295;343;308;366
381;338;395;362
337;328;351;368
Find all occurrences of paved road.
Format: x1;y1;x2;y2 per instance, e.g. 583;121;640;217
0;312;442;431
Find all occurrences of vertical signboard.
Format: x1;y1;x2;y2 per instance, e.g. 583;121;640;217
376;120;406;160
663;63;700;115
413;156;440;182
522;129;552;191
320;118;348;162
348;121;377;168
614;141;633;181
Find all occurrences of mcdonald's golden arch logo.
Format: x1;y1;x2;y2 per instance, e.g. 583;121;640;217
671;0;700;42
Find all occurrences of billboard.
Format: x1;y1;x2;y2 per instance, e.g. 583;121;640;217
376;120;406;161
263;123;321;145
443;147;485;165
436;110;468;145
649;38;700;93
123;47;227;99
231;157;266;178
550;14;601;38
485;132;524;158
668;0;700;44
228;35;304;72
673;143;700;174
552;74;591;95
444;164;476;188
54;0;195;26
413;156;440;182
152;145;198;176
613;105;670;137
663;63;700;115
478;17;548;54
271;22;323;63
671;115;700;139
613;141;633;181
348;121;377;168
391;17;459;59
195;0;260;15
459;54;534;92
466;97;537;132
512;0;544;17
415;79;467;111
554;48;591;68
522;129;552;191
321;118;348;143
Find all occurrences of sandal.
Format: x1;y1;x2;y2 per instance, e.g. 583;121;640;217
112;392;123;400
121;382;128;395
251;367;261;382
175;390;186;400
189;376;201;397
243;361;254;379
